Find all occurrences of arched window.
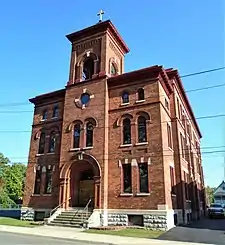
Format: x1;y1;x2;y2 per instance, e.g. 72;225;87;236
73;124;81;148
110;63;117;75
82;58;94;80
38;133;46;154
137;88;145;101
86;122;94;147
138;116;147;143
123;118;131;144
122;92;129;104
52;106;59;118
42;110;47;120
49;132;56;153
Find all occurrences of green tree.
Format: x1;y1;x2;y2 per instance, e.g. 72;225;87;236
3;163;26;203
0;153;9;179
0;153;26;206
205;186;216;204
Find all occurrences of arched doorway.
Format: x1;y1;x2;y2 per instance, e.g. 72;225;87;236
70;162;95;207
60;153;101;209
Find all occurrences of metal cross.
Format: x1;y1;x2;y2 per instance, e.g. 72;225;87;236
97;10;105;22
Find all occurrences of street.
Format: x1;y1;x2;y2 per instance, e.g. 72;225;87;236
0;231;108;245
158;217;225;245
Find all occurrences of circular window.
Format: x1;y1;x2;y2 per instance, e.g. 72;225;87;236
80;93;90;105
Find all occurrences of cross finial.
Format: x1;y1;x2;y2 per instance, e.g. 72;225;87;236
97;10;105;22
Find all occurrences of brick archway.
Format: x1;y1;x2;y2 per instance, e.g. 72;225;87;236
59;152;101;209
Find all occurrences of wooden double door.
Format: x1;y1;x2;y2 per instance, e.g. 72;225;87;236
71;168;95;207
78;179;94;207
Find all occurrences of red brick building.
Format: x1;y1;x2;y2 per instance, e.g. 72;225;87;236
22;19;206;229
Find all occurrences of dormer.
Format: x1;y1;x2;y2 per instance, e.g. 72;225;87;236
66;20;129;85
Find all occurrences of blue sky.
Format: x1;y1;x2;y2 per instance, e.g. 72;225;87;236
0;1;224;187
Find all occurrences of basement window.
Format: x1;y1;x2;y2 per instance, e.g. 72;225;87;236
128;215;144;226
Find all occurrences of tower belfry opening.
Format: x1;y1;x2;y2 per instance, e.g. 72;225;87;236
82;58;94;80
66;19;129;85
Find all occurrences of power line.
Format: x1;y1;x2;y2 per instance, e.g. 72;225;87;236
0;66;224;108
185;83;225;93
0;82;225;114
0;113;225;133
6;145;225;160
6;150;225;164
180;67;225;78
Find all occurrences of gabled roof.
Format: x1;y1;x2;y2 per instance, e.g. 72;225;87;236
214;181;225;196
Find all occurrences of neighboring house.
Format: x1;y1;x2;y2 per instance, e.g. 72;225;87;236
22;19;205;230
213;181;225;206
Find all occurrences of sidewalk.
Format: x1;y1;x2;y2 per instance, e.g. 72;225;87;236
0;225;213;245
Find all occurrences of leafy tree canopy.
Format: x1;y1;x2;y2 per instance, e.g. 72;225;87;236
0;153;26;207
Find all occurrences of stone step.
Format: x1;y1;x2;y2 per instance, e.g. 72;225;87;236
58;214;91;219
60;212;92;216
59;214;91;218
48;222;82;228
54;217;86;222
51;219;83;225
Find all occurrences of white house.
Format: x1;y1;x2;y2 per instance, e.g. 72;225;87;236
213;181;225;206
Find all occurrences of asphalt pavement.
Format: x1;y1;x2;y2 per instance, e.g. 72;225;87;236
0;231;108;245
158;217;225;245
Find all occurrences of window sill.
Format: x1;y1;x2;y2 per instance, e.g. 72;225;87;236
120;144;132;148
171;194;177;197
32;194;41;196
51;117;58;120
120;102;130;106
69;148;81;152
46;152;55;155
135;193;150;197
83;146;93;150
40;119;47;122
36;153;44;157
120;193;133;197
135;100;145;104
135;142;148;146
43;194;52;196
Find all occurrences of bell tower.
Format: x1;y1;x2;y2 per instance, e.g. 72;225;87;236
66;19;129;85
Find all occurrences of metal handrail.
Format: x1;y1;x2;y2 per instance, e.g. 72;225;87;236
70;198;92;225
82;198;92;224
50;197;71;217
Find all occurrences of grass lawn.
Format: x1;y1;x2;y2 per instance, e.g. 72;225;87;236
85;228;164;239
0;217;37;227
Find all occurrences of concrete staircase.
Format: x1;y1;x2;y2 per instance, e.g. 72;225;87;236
48;208;93;228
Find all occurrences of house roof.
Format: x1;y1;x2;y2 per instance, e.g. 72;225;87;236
214;181;225;196
66;20;129;54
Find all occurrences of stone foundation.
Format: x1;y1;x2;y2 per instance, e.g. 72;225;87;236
20;208;35;221
107;213;128;226
96;209;175;231
143;214;167;230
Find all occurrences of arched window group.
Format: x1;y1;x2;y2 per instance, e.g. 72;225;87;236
122;113;149;145
72;119;96;149
41;106;59;121
38;131;57;154
121;88;145;105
